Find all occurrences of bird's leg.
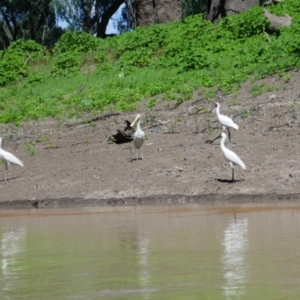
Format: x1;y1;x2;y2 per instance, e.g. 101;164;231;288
227;127;231;143
230;162;235;183
5;162;8;182
207;134;221;144
136;149;138;161
140;150;143;160
8;162;11;181
130;147;132;161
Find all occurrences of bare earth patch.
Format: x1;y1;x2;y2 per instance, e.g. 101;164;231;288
1;72;300;208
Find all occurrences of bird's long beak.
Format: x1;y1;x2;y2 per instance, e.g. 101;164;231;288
215;133;222;140
130;115;139;127
206;133;222;144
209;103;217;113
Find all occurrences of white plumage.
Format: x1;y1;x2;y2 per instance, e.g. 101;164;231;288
0;137;24;181
211;102;238;141
119;67;124;78
130;114;145;160
220;132;246;183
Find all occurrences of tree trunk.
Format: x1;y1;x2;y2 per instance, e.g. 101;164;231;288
206;0;260;23
0;23;10;50
96;0;125;38
135;0;182;27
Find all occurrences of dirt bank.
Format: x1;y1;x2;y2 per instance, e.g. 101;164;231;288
1;72;300;208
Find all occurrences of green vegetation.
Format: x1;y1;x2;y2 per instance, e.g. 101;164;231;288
1;1;300;124
23;141;36;156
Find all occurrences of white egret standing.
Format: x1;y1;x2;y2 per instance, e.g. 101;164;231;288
130;114;145;161
220;132;246;183
0;137;24;181
210;102;238;142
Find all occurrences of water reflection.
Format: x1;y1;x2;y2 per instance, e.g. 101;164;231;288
1;227;26;292
138;231;150;299
222;216;249;300
0;204;300;299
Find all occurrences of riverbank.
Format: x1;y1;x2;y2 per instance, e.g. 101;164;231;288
1;72;300;208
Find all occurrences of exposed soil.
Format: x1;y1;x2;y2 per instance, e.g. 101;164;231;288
136;0;182;27
1;72;300;208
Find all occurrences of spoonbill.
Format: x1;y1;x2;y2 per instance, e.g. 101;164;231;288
0;137;24;181
130;114;145;161
210;102;238;142
220;132;246;183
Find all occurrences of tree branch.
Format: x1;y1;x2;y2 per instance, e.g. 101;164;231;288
0;7;15;38
96;0;125;38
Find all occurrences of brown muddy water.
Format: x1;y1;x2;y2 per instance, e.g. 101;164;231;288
1;203;300;299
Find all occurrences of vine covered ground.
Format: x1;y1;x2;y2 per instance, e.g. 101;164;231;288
0;0;299;124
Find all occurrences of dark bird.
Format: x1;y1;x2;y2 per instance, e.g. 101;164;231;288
110;120;134;144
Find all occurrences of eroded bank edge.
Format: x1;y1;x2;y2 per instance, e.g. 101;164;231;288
0;193;299;209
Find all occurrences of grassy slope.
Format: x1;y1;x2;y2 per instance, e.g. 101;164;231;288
0;0;299;124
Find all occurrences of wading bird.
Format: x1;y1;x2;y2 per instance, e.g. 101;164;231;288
210;102;238;142
130;114;145;161
0;137;24;181
220;132;246;183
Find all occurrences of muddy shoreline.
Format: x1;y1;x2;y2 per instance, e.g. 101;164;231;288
0;193;299;210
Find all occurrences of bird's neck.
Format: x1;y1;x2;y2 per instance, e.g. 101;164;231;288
216;105;220;115
136;119;141;131
220;135;226;148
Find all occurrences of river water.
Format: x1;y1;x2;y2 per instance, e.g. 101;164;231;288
0;202;300;299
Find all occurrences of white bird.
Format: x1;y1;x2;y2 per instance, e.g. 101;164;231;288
210;102;238;142
119;67;124;78
130;114;145;161
0;137;24;181
220;132;246;183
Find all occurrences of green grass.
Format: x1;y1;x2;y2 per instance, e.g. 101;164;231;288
0;0;300;124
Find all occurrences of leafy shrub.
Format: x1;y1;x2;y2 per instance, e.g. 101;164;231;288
6;39;43;59
0;57;27;86
25;73;46;85
115;23;169;67
54;31;101;54
219;6;269;39
52;51;82;76
0;40;43;85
